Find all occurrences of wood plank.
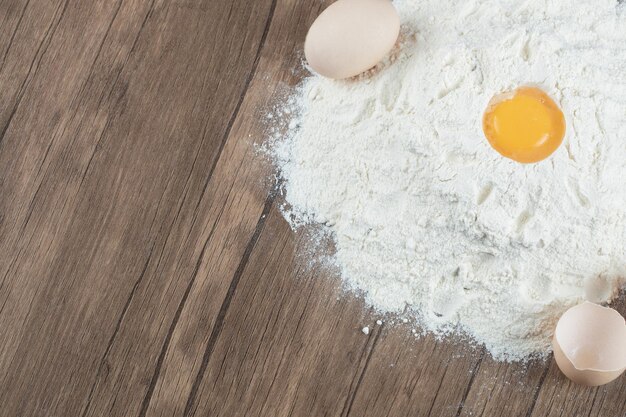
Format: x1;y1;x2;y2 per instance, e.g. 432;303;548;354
185;205;376;417
0;0;64;133
140;1;334;414
457;356;549;417
0;0;275;415
0;0;160;414
343;337;482;417
51;1;279;416
0;0;136;397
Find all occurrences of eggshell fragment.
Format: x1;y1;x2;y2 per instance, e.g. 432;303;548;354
553;302;626;386
304;0;400;79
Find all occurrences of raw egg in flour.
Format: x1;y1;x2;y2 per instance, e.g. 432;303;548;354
482;87;566;163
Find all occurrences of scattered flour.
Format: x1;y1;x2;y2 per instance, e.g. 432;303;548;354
271;0;626;360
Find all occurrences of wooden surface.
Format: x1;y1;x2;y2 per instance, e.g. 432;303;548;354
0;1;624;416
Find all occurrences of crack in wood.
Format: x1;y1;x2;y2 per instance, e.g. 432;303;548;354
79;241;157;417
18;142;56;236
77;118;112;190
133;3;279;408
135;172;243;417
524;363;552;417
255;275;312;417
342;327;383;417
136;226;216;417
584;387;602;417
425;358;453;417
66;0;125;114
454;348;486;417
0;0;69;147
181;194;276;417
91;0;156;117
0;0;33;73
189;0;278;219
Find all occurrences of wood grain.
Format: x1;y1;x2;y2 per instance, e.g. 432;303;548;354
0;1;624;416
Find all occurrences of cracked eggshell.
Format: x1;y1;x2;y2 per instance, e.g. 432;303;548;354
553;302;626;386
304;0;400;80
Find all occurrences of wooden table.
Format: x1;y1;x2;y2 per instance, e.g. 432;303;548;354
1;1;624;416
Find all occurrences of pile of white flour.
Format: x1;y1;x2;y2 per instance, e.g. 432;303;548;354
271;0;626;360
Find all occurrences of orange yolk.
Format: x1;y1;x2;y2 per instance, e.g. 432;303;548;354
482;87;565;163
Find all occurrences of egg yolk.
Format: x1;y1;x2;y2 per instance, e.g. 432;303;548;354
482;87;565;163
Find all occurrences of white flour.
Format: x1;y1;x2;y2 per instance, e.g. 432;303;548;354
271;0;626;360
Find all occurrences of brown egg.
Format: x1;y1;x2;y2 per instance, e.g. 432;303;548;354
304;0;400;80
553;302;626;386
